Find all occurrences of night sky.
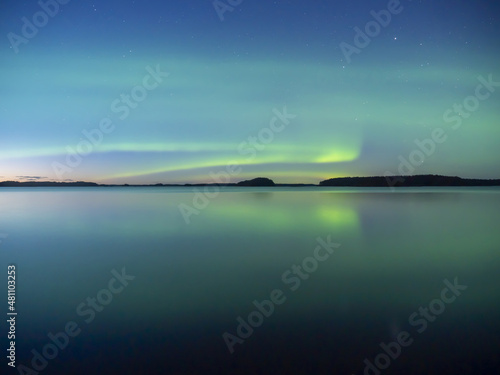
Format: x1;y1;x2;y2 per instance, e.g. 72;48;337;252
1;0;499;184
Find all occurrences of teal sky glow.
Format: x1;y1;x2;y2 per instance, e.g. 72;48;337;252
1;0;499;183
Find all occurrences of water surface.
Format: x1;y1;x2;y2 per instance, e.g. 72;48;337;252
1;187;499;374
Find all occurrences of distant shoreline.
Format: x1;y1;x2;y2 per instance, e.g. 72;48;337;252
1;175;500;188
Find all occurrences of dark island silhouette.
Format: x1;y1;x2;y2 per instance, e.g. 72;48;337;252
319;175;500;187
0;181;99;187
236;177;275;186
1;175;499;187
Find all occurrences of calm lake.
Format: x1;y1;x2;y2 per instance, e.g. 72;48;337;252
1;187;499;374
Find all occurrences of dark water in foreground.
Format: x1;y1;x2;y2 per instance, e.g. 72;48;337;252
1;187;499;374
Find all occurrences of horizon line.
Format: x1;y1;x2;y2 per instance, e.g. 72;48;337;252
2;174;500;187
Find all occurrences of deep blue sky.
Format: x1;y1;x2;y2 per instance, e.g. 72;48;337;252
1;0;499;183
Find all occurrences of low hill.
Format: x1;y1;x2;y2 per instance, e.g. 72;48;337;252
236;177;275;186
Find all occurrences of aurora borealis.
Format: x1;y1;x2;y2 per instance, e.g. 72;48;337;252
1;0;499;184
